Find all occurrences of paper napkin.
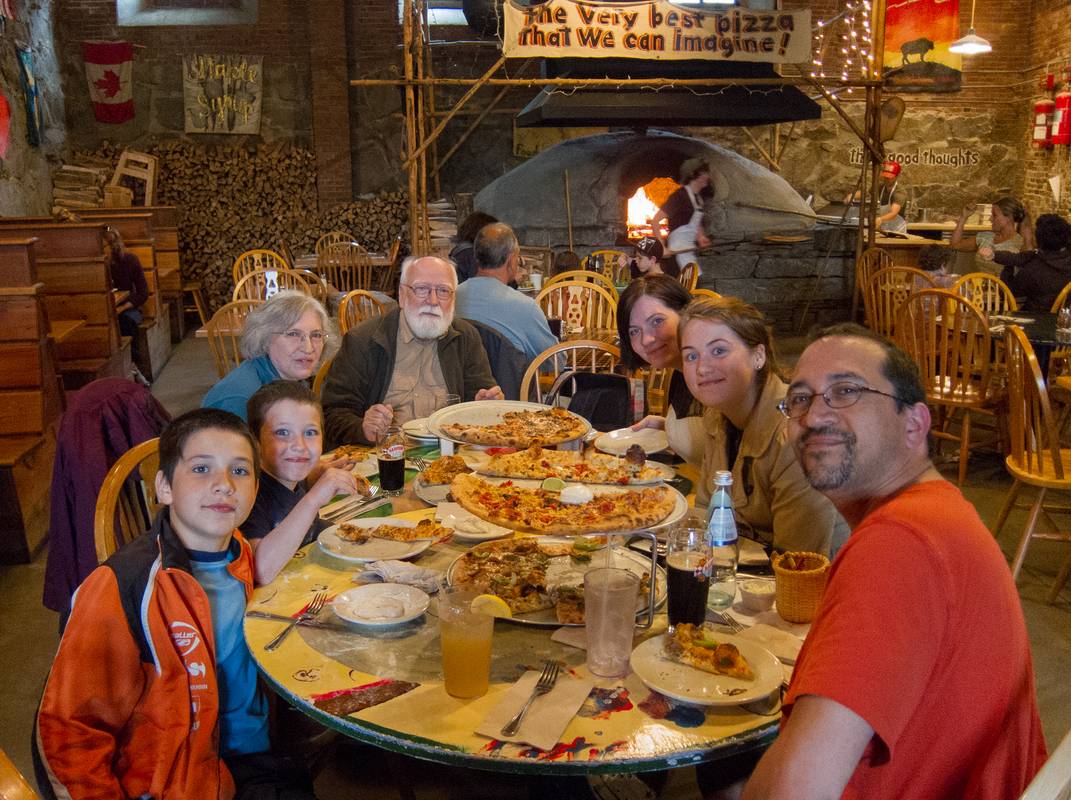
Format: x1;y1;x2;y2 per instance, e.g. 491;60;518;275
476;670;594;751
550;626;587;650
352;560;443;594
735;623;803;665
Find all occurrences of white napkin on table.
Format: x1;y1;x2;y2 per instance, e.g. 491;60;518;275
735;623;804;665
352;560;443;594
476;670;594;751
550;626;587;650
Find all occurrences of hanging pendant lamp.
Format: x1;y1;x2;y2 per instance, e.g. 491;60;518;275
950;0;992;55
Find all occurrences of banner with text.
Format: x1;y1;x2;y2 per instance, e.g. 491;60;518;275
183;54;262;134
503;0;811;62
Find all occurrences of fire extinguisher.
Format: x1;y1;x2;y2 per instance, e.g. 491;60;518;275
1053;90;1071;145
1035;99;1056;148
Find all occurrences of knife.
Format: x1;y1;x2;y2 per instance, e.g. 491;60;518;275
245;610;341;630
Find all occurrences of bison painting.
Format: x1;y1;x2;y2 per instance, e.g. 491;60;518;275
901;37;935;65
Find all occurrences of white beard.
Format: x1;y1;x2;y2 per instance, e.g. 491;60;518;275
404;303;453;339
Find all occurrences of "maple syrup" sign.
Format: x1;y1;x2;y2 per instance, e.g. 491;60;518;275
183;54;263;135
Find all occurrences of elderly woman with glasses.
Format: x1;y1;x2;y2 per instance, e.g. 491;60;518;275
681;296;846;557
202;291;339;421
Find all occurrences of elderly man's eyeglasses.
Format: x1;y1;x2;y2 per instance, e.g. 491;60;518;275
276;329;328;346
778;382;902;419
403;283;455;301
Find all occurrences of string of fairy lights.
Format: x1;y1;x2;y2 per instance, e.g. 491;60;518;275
812;0;875;93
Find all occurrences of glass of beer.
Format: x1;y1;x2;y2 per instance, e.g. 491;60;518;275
439;586;494;698
377;425;406;495
666;526;712;629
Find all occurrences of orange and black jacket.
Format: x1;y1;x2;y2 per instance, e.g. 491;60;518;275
35;509;255;799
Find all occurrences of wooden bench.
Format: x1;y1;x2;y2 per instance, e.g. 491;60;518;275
0;277;64;562
0;222;127;389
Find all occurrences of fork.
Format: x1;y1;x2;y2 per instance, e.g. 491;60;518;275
264;592;327;652
411;454;429;472
321;485;381;522
711;610;744;633
501;660;559;737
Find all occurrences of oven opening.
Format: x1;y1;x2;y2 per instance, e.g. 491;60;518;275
626;177;679;241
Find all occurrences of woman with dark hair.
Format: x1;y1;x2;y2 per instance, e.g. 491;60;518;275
103;226;150;363
984;213;1071;312
680;296;846;556
617;275;705;466
450;211;498;283
650;157;712;272
951;195;1031;276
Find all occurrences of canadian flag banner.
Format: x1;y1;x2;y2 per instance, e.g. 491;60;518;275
83;40;134;124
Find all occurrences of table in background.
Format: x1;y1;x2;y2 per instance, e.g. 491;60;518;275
990;312;1060;376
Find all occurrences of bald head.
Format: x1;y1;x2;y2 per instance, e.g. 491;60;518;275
474;223;519;273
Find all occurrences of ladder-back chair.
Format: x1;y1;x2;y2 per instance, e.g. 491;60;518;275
993;325;1071;599
864;267;937;339
94;438;161;563
678;262;699;292
314;230;354;255
338;289;386;333
232;248;290;285
232;268;311;303
537;280;618;333
520;340;621;403
953;272;1018;317
318;242;373;293
205;299;262;377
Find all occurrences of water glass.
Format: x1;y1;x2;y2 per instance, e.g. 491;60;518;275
584;568;640;678
438;586;494;698
665;527;711;628
441;393;461;409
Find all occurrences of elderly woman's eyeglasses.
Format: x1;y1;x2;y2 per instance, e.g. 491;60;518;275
403;283;455;301
778;382;901;419
275;329;328;346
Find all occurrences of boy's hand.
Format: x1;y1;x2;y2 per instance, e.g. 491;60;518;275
631;415;666;432
307;468;361;506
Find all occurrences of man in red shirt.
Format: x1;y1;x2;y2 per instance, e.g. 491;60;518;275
741;324;1046;800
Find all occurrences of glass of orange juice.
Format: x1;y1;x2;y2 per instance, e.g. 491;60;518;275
439;586;494;698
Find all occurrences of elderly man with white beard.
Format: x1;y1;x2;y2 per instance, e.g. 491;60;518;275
322;256;503;447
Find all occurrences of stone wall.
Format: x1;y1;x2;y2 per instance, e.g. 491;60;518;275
0;0;65;215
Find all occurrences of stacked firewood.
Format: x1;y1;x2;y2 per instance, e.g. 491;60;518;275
68;141;408;310
51;164;108;212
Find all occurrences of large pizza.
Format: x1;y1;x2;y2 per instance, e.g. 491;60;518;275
478;444;662;485
439;406;587;447
450;473;676;534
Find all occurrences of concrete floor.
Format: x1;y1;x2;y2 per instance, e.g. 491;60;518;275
3;333;1070;798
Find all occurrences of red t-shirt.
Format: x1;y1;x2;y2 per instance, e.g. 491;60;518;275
784;480;1046;799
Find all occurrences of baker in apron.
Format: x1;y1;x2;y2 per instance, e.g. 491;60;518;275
845;160;908;234
652;157;713;271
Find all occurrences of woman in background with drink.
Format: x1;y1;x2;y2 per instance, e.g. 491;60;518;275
679;297;847;558
950;195;1031;276
617;276;705;467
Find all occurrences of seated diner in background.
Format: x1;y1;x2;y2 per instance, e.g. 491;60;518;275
322;255;503;448
103;225;150;364
742;324;1046;800
951;195;1031;276
449;211;498;284
985;212;1071;313
618;275;705;467
454;221;557;361
202;290;338;421
241;381;360;586
680;296;848;557
915;243;957;289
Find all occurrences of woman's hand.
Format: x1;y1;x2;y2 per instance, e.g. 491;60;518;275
631;415;666;431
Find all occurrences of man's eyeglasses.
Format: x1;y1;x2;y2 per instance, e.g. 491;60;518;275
276;329;328;346
403;283;455;301
778;382;901;419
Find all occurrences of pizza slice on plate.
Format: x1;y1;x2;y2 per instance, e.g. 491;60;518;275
664;623;754;681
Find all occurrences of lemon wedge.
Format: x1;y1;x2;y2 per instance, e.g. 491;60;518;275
470;594;512;618
541;477;566;492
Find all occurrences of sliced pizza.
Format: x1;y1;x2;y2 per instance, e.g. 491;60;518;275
440;407;587;447
664;623;754;681
478;445;662;485
450;538;554;614
336;518;453;544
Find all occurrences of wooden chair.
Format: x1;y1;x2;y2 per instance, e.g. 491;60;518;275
277;239;296;267
993;325;1071;598
863;267;937;339
0;746;40;800
896;288;996;486
376;236;404;295
93;438;161;563
1020;726;1071;799
678;262;699;292
232;268;311;303
543;270;618;295
536;280;617;332
205;299;262;377
1051;280;1071;314
582;248;629;279
520;340;621;403
317;242;373;293
312;357;333;397
644;366;673;416
953;272;1018;316
854;246;893;321
315;230;354;254
690;288;723;302
293;268;331;305
232;248;290;285
338;289;386;333
1049;280;1071;386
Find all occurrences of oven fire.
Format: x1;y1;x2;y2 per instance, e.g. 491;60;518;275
626;177;679;240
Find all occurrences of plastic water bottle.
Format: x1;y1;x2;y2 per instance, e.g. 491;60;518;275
705;470;739;610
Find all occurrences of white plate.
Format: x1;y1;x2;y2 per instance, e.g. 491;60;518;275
435;502;513;542
630;632;782;707
426;400;591;446
413;477;451;505
317;518;433;563
444;537;665;626
594;427;670;456
402;418;437;441
331;584;430;626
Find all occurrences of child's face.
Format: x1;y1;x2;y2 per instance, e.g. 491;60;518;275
258;399;324;489
155;429;257;551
